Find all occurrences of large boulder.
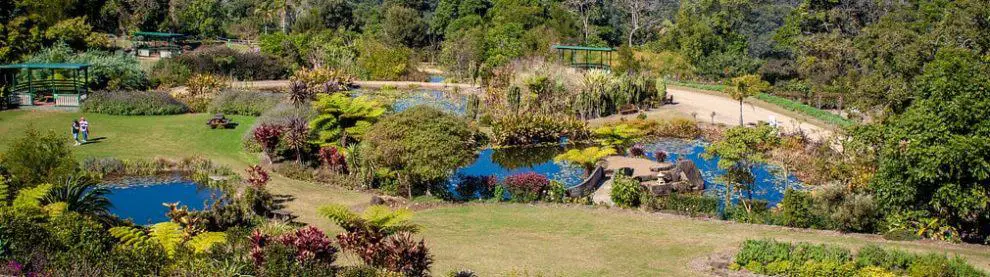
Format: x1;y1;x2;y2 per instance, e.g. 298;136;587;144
674;159;704;191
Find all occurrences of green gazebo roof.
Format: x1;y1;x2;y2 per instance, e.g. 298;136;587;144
132;31;186;38
0;63;91;70
552;45;614;52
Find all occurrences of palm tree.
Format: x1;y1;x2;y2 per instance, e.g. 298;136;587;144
725;74;770;126
43;175;112;217
310;94;386;147
554;146;617;176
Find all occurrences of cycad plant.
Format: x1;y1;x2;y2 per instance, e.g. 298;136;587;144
554;146;617;176
309;93;386;147
42;175;112;218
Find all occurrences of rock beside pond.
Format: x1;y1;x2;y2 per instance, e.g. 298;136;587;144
675;159;704;191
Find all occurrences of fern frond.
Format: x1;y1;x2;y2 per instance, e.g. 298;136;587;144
12;184;53;209
0;175;9;204
110;226;153;250
318;204;361;230
149;222;185;258
187;232;227;254
363;205;419;235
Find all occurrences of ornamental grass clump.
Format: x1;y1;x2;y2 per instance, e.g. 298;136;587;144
502;172;550;202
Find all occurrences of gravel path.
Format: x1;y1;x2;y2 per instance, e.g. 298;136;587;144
666;87;831;140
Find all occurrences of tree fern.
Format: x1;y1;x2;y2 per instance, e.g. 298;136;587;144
109;226;154;250
149;222;185;257
362;205;418;235
12;184;53;209
186;232;227;254
319;204;419;235
319;204;361;231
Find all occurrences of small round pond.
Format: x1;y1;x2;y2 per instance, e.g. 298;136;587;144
104;180;221;224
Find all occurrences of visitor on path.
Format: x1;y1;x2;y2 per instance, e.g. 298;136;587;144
79;117;90;143
71;120;81;146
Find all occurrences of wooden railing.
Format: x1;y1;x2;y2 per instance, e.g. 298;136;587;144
9;79;87;95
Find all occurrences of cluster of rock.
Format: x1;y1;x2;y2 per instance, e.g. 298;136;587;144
640;159;705;196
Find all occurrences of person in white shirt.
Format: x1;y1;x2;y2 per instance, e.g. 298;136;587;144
79;117;90;143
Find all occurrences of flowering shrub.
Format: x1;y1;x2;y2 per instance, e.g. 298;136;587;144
502;172;550;202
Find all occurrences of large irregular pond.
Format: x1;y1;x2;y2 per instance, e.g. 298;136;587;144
447;139;798;205
104;180;221;224
357;89;798;205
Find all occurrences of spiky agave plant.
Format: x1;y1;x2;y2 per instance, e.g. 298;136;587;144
42;175;112;217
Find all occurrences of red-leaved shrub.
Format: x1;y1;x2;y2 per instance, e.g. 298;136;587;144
502;172;550;202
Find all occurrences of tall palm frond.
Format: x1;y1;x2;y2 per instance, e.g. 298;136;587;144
319;204;419;235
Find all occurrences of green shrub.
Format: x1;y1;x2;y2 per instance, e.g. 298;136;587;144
149;58;192;88
208;90;282;116
765;260;795;275
177;45;289;81
882;229;921;241
735;239;792;266
642;193;719;216
734;240;987;277
789;242;852;264
490;114;590;147
81;90;189;115
1;128;77;187
543;181;566;203
781;189;821;228
610;174;643;208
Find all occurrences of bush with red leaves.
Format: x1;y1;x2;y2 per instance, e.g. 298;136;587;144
318;147;347;174
246;165;270;189
382;232;433;277
502;172;550;202
250;227;338;268
252;123;283;157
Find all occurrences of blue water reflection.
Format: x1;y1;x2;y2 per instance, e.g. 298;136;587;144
104;180;221;224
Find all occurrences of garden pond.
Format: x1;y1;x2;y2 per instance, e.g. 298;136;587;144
103;180;221;224
355;88;801;206
448;139;799;206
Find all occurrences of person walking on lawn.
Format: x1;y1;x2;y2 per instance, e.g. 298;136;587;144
71;120;81;146
79;117;90;143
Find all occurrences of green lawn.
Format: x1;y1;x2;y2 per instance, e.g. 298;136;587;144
2;110;989;276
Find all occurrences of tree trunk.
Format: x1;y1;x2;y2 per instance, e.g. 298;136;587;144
739;99;745;126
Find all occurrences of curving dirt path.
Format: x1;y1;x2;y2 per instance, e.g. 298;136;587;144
591;86;835;142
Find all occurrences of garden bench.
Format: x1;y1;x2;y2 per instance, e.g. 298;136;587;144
619;104;639;115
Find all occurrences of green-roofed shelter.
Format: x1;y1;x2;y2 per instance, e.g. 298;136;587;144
553;45;614;70
132;31;187;58
0;63;90;107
